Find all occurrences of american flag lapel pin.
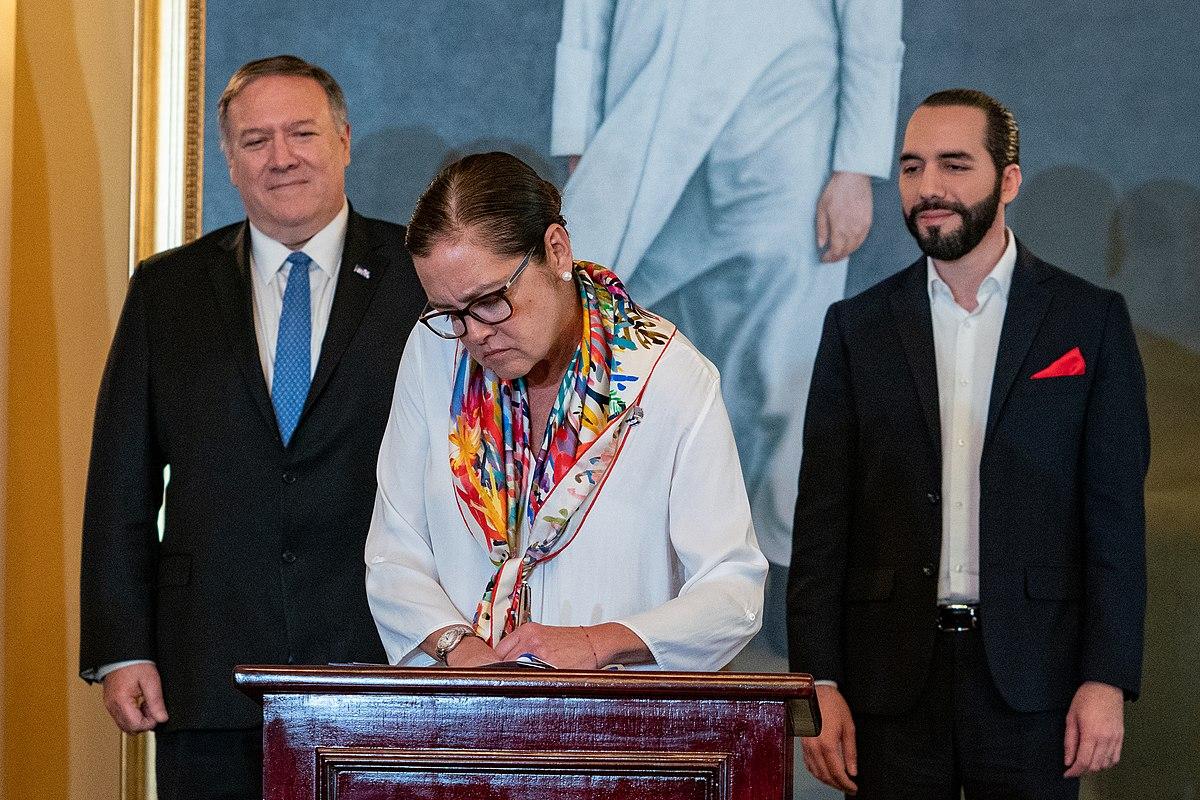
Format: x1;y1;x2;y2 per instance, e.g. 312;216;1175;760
353;264;371;280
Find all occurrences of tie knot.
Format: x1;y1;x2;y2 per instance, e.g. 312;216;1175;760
286;251;313;271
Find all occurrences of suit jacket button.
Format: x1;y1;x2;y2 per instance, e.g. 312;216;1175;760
926;491;940;505
282;472;297;484
281;550;297;564
922;565;934;577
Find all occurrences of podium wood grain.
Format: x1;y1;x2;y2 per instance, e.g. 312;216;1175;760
236;665;818;800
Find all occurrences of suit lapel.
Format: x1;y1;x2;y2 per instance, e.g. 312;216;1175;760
299;209;391;422
207;223;280;439
889;260;942;462
985;242;1054;443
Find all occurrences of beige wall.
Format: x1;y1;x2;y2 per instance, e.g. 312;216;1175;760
3;0;134;797
0;0;15;785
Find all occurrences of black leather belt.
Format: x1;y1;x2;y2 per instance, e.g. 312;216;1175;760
937;603;980;632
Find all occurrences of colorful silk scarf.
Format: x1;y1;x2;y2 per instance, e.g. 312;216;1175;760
448;260;674;646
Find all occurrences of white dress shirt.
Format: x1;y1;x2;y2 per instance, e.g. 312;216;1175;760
250;199;349;390
89;202;350;682
929;230;1017;604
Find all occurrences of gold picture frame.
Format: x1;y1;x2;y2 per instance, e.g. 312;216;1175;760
126;0;205;796
130;0;205;270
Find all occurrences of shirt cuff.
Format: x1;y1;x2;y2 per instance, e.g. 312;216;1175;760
85;659;156;683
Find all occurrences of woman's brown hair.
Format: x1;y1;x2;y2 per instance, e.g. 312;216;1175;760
406;151;566;258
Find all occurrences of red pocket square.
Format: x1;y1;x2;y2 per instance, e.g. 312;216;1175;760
1031;346;1086;379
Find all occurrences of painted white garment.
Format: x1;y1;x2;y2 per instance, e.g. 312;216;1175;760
365;323;768;671
553;0;905;564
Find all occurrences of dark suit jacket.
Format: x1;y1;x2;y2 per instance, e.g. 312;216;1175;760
787;241;1148;716
79;208;426;730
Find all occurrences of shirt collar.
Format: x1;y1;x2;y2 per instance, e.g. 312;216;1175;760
926;227;1017;302
249;198;350;285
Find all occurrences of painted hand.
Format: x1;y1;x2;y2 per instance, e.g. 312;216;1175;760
816;171;873;263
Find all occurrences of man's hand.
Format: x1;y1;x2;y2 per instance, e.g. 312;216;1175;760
1064;681;1125;777
816;171;873;263
102;663;168;733
802;684;859;794
494;622;598;668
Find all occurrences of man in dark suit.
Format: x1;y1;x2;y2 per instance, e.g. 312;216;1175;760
79;55;425;799
788;89;1148;798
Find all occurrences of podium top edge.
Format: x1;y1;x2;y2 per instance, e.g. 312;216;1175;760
233;665;815;702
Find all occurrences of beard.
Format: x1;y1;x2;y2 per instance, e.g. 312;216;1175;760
904;180;1001;261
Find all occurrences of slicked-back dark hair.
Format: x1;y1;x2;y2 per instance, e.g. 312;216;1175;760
218;55;348;152
406;151;566;258
920;88;1019;171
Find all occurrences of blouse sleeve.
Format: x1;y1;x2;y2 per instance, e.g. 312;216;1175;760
613;369;768;671
365;329;472;665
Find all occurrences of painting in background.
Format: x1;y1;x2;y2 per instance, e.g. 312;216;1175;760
203;2;1199;797
202;0;567;232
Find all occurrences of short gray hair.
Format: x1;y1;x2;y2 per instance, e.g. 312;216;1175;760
217;55;348;152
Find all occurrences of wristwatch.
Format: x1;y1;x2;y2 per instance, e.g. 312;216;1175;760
434;625;476;663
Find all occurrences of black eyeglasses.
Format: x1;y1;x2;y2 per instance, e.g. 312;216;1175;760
419;247;536;339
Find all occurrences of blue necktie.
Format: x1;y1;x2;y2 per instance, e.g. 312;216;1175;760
272;251;312;446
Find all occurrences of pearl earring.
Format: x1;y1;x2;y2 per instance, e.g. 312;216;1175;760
561;270;573;281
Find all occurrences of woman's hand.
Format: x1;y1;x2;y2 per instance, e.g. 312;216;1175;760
494;622;652;669
494;622;600;668
444;635;503;668
421;624;501;667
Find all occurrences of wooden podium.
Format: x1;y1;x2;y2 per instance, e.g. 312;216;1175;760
235;665;818;800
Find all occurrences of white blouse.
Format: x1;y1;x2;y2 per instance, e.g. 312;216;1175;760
365;324;767;670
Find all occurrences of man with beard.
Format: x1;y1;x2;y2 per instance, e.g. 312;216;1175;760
787;89;1148;798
